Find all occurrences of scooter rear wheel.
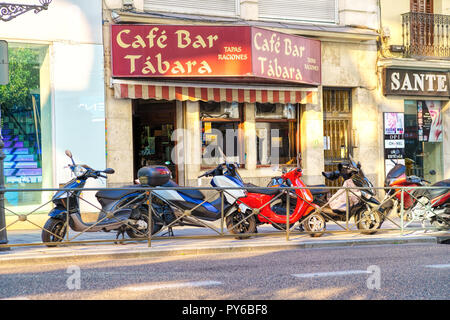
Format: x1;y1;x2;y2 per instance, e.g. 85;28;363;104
126;209;162;238
42;218;67;247
355;208;382;234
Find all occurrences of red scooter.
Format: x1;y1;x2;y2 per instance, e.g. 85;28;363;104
384;162;449;228
235;167;326;236
384;162;427;213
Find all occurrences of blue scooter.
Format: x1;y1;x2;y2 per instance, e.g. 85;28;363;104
140;162;257;237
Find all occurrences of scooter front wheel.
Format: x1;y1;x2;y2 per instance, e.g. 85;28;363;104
226;211;257;239
42;218;67;247
303;212;326;237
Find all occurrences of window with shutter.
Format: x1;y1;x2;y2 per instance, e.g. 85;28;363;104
258;0;338;24
144;0;239;17
410;0;434;48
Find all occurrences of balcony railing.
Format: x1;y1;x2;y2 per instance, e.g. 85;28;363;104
402;12;450;59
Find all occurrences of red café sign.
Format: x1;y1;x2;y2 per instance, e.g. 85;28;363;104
111;25;321;85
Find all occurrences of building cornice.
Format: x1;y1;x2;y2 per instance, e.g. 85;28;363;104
378;57;450;71
109;9;379;43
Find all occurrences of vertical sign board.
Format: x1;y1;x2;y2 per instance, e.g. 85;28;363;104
384;112;405;175
251;27;321;85
0;40;8;85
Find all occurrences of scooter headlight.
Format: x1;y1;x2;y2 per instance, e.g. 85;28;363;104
73;165;87;177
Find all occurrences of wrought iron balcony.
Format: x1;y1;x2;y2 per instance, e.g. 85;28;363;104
402;12;450;59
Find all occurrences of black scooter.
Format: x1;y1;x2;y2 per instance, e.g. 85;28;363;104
41;150;151;246
319;156;384;234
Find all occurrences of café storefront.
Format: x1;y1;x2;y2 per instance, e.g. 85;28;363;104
382;68;449;183
108;25;321;186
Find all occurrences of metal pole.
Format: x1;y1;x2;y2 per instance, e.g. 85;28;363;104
220;190;224;235
345;188;350;231
286;188;290;241
147;190;152;248
400;188;404;235
0;105;9;250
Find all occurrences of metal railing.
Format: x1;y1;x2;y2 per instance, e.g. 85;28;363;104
402;12;450;59
0;184;448;249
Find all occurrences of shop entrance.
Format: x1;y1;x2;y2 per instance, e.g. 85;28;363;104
132;100;177;182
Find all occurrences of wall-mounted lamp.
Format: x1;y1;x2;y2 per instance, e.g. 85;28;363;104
0;0;52;22
389;45;405;53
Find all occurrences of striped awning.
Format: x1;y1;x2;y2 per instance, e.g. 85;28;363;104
112;80;318;104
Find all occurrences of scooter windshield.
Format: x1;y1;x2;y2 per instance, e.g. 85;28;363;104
387;164;406;180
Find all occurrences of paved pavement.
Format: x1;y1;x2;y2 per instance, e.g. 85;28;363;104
0;242;449;300
0;217;448;267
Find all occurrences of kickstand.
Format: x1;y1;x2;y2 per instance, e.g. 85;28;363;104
161;226;174;237
115;225;127;244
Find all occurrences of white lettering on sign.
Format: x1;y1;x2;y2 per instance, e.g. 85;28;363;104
389;71;448;93
437;75;448;92
385;140;405;149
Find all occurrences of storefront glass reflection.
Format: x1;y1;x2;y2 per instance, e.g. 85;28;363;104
0;43;52;208
404;100;444;183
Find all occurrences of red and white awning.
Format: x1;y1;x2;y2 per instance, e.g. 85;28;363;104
112;80;318;104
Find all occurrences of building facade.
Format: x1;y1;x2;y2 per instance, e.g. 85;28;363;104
103;0;381;189
0;0;106;227
377;0;450;183
3;0;448;231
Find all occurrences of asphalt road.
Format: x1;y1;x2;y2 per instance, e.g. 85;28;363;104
0;243;448;300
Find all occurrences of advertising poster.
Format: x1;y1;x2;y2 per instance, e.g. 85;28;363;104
383;112;405;160
383;112;405;175
418;101;443;142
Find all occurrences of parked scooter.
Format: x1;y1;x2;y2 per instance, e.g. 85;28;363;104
384;161;449;229
237;166;325;237
41;150;151;246
383;161;427;220
319;156;384;234
143;162;256;238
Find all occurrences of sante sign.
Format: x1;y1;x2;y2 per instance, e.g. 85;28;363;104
383;68;450;97
111;25;321;85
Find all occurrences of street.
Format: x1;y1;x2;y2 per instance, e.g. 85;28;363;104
0;243;448;300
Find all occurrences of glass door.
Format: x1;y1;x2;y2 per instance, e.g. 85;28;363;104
404;100;444;183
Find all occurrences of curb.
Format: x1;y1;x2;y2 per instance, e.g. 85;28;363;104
0;235;438;267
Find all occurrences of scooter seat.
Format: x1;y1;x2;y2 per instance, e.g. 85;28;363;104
162;180;205;200
307;184;330;195
95;185;144;200
245;183;280;196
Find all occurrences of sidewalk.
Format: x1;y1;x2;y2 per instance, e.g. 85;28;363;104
1;220;448;267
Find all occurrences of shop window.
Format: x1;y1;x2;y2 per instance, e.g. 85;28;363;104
200;101;244;166
0;43;52;208
255;103;298;166
404;100;444;183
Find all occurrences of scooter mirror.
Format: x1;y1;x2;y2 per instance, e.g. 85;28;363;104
104;168;115;174
429;170;436;175
65;150;73;158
